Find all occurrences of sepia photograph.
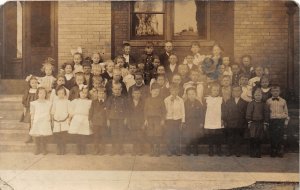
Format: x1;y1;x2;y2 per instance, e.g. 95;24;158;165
0;0;299;189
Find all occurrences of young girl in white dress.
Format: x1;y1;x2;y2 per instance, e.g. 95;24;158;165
29;87;53;155
49;75;70;103
204;83;225;157
51;85;71;155
68;86;92;155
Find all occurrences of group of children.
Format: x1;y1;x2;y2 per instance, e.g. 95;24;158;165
21;41;289;158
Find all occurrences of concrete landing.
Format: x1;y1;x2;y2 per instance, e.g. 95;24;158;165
0;152;298;190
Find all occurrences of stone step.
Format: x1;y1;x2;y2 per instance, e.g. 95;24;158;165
0;140;295;155
0;129;29;141
0;119;29;130
0;102;23;110
0;110;23;120
0;95;23;102
0;80;27;95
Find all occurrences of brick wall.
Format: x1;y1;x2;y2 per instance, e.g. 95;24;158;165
234;1;289;87
57;1;111;68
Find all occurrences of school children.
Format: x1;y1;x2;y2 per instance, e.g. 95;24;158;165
223;85;248;157
164;83;185;156
259;75;272;102
144;83;166;156
165;54;179;82
122;43;136;66
184;87;205;155
221;75;232;103
29;87;53;155
51;85;70;155
89;87;107;155
266;85;289;157
204;83;225;156
140;42;156;85
21;76;38;143
246;88;270;158
62;62;76;90
89;76;104;100
159;41;173;68
105;69;127;97
101;61;114;81
128;72;150;100
68;86;93;155
106;83;128;155
72;51;83;73
50;75;70;102
128;87;145;155
69;72;85;101
231;64;241;86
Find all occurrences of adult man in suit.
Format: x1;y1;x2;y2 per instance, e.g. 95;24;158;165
159;41;173;68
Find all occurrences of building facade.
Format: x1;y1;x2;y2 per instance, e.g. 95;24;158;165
0;1;299;98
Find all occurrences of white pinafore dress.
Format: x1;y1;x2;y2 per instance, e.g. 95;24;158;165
29;100;53;136
68;99;92;135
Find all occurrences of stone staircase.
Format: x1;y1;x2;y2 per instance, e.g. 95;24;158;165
0;95;298;155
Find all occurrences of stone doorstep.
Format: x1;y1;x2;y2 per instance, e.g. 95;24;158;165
0;140;296;155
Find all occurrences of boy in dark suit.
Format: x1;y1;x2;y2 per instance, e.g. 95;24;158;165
106;83;128;155
82;60;93;90
223;85;248;157
128;87;145;155
105;69;127;97
165;54;179;82
122;43;136;66
184;87;205;155
159;41;173;68
69;72;85;101
140;41;156;85
89;87;107;155
128;72;150;100
144;83;166;156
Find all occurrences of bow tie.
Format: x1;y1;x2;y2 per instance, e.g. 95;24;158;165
272;98;279;101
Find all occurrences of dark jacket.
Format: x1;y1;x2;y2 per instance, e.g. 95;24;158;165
144;96;166;119
128;98;145;128
69;85;80;101
223;98;248;128
89;99;107;126
101;71;113;81
165;64;179;82
64;76;76;90
105;80;128;97
106;95;128;120
246;100;270;123
159;52;170;68
128;84;150;100
185;99;205;127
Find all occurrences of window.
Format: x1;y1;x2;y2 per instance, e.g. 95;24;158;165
130;0;209;41
173;0;207;39
131;1;165;40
